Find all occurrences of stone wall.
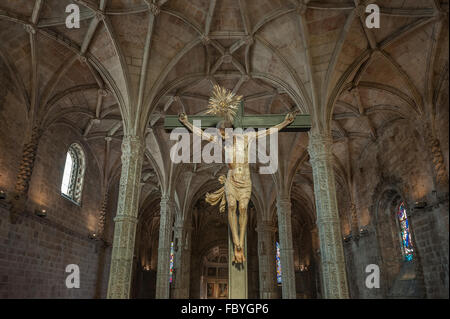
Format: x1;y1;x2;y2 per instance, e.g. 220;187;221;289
435;78;449;179
0;65;115;297
409;203;449;298
341;116;449;299
0;59;27;194
0;203;101;298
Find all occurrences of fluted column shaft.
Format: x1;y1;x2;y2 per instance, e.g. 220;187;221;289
308;131;349;299
155;196;176;299
107;136;144;299
256;221;277;299
277;197;296;299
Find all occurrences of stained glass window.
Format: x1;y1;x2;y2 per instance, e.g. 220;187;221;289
276;242;282;284
397;202;413;261
169;241;174;283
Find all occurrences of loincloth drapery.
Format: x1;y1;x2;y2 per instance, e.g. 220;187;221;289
205;173;252;213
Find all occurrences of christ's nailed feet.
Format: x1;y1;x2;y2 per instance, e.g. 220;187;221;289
233;245;246;264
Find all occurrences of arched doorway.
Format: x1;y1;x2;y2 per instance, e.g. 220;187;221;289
200;245;228;299
189;195;259;298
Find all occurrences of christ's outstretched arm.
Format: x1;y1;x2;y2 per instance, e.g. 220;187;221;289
248;111;298;140
179;113;220;144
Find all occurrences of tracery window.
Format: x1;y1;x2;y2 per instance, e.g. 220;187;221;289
61;143;86;205
397;202;414;261
276;242;282;284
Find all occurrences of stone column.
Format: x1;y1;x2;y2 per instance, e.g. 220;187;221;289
172;220;192;299
256;221;277;299
277;196;296;299
155;196;176;299
308;131;349;299
107;136;144;299
310;226;323;298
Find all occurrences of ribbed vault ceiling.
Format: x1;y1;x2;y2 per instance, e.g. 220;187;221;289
0;0;448;226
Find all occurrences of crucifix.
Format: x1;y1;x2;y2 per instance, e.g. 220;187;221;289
164;86;311;298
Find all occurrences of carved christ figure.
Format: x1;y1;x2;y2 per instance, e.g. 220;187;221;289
179;87;296;263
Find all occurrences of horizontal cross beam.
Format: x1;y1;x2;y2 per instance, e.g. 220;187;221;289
164;114;311;132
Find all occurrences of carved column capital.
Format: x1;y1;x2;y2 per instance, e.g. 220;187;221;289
160;195;176;212
121;135;144;158
256;221;277;234
308;131;334;162
277;196;291;210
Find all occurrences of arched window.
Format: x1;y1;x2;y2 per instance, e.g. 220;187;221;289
61;143;86;204
276;242;282;284
396;202;414;261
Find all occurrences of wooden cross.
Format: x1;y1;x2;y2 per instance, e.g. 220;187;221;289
163;101;311;299
164;102;311;131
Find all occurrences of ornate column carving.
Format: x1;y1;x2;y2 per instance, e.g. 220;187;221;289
155;195;176;299
95;190;110;298
422;123;449;194
107;136;144;299
10;125;42;222
98;191;109;239
276;197;297;299
308;131;349;299
256;221;277;299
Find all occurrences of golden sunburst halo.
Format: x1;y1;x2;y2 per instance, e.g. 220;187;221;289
206;85;243;123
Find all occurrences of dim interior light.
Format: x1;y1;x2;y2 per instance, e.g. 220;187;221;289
89;233;99;240
35;208;47;217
